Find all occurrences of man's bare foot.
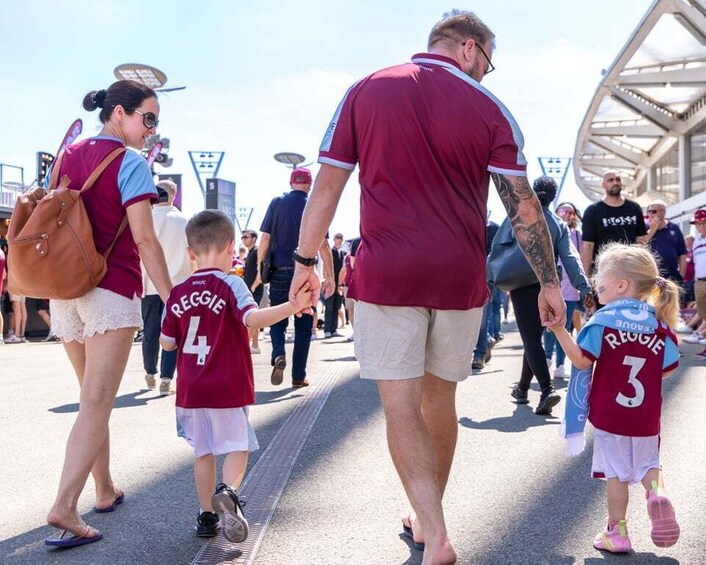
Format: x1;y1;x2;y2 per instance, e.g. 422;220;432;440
422;539;457;565
95;487;125;512
402;514;425;547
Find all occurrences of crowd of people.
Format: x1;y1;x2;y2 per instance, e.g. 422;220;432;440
2;9;706;565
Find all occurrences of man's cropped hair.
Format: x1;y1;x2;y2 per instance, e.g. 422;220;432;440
428;10;495;50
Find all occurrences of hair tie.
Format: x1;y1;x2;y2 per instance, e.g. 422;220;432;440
655;277;667;290
94;89;107;109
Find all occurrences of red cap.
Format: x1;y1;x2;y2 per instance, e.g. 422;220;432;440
290;168;312;184
690;209;706;224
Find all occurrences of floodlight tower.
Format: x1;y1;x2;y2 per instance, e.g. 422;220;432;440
188;151;225;197
538;156;572;203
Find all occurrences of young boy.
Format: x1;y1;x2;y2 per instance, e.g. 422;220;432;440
160;210;312;541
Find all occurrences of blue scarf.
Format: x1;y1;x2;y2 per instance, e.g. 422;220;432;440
560;299;657;455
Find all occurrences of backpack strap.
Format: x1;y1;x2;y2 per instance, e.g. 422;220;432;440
103;216;129;259
80;147;126;193
48;150;66;190
79;146;129;259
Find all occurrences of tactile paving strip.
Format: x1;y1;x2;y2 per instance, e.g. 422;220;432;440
191;366;342;565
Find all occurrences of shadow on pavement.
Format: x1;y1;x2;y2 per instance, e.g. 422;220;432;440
584;554;678;564
323;355;357;362
459;406;561;433
48;390;167;413
255;390;305;404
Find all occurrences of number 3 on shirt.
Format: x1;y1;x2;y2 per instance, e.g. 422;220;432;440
183;316;211;365
616;355;645;408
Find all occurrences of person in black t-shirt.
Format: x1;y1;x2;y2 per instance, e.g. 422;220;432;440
581;170;647;277
241;230;263;353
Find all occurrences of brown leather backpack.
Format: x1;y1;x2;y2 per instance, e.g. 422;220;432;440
7;147;128;300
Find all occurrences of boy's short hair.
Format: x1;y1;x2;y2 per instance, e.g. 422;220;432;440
186;210;234;255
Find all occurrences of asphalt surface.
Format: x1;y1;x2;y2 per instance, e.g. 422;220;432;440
1;318;704;565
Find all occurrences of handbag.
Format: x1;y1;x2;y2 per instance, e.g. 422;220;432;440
487;213;562;292
486;220;538;292
7;147;128;300
259;196;281;285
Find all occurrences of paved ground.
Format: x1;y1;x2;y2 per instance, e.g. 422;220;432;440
1;318;704;565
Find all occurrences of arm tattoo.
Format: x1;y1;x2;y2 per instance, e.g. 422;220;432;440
491;172;559;287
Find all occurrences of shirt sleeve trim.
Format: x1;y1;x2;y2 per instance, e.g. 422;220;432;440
318;156;356;170
242;305;258;326
124;193;157;208
487;165;528;177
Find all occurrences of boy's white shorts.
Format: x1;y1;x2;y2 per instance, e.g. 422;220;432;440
591;428;660;484
176;406;259;458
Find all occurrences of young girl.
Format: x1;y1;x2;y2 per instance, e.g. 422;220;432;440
550;243;681;553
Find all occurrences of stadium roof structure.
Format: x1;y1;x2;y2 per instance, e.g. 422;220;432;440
574;0;706;213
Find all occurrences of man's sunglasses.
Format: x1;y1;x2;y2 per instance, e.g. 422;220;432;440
134;110;159;129
647;209;664;214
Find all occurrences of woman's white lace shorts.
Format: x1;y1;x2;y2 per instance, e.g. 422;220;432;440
51;287;142;343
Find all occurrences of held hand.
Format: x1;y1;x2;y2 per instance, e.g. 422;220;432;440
291;282;313;312
538;286;566;328
321;276;335;299
582;292;595;313
289;266;321;315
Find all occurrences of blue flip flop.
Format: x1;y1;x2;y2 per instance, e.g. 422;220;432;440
94;493;125;513
45;527;103;548
402;521;425;551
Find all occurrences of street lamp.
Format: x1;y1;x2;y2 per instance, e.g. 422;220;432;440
274;152;306;169
113;63;186;93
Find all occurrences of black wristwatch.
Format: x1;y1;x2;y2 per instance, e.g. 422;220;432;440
292;249;318;267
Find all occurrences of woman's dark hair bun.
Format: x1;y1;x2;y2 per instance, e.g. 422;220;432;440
94;89;107;108
83;81;156;124
532;175;558;207
82;89;107;112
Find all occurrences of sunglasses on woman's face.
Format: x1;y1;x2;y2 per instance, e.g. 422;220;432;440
134;110;159;129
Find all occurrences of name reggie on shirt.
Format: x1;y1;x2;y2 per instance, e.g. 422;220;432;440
604;330;665;356
170;289;226;317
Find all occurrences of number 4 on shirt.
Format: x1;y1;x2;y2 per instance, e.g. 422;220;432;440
183;316;211;365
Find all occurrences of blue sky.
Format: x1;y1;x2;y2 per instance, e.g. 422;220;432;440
0;0;652;237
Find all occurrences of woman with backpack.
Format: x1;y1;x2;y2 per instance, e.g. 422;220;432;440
44;80;172;548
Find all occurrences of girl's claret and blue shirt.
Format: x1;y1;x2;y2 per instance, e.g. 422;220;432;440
562;299;679;454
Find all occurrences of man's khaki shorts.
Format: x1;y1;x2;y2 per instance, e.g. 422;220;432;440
695;280;706;317
354;301;483;382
